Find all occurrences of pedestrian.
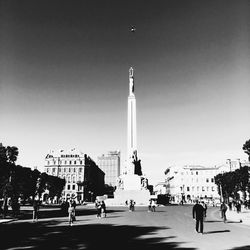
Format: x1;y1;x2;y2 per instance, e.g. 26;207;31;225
148;199;152;212
220;201;228;223
95;199;102;218
101;201;107;218
236;201;241;213
201;201;207;218
32;200;40;222
71;199;76;221
151;199;156;212
68;200;75;226
192;200;205;234
129;199;135;212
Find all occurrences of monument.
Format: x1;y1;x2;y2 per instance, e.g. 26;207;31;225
107;68;150;205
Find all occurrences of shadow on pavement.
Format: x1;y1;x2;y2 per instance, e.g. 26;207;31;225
230;246;250;250
204;220;223;223
226;221;242;224
0;220;197;250
203;230;230;234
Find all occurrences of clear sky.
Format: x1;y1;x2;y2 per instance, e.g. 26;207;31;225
1;0;249;185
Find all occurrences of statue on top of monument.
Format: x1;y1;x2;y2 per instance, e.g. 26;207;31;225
129;67;135;95
132;150;142;176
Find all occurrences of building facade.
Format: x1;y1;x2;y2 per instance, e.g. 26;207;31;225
44;149;105;202
97;151;121;187
159;159;248;203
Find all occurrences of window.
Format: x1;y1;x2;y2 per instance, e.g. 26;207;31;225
47;161;50;165
67;185;70;190
69;161;72;165
80;161;82;165
52;168;55;173
202;186;205;191
64;160;67;164
206;178;209;183
187;186;190;191
74;160;76;164
196;171;198;175
212;186;215;191
72;185;75;190
211;178;214;182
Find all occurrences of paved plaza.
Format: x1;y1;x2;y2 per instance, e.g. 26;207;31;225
1;204;250;250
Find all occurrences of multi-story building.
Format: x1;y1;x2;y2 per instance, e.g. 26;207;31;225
44;149;105;202
158;159;248;203
97;151;121;187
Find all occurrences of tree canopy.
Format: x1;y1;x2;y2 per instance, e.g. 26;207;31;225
243;139;250;161
214;166;249;201
0;144;65;206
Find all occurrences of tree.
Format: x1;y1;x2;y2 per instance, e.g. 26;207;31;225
0;145;7;164
243;139;250;161
6;146;19;164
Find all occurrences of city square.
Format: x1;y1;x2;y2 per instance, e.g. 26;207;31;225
1;0;250;249
1;204;250;250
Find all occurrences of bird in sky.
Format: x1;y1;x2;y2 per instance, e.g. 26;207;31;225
130;26;136;32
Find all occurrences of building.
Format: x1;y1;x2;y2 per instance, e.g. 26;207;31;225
44;148;105;202
97;151;121;187
160;159;250;203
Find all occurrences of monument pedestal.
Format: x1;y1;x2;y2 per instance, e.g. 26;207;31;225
105;174;151;206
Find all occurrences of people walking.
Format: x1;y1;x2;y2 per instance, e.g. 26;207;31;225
148;199;152;212
32;199;40;222
151;199;156;212
192;200;205;234
71;198;76;221
129;199;135;212
95;199;102;218
68;200;75;226
201;201;207;218
220;202;228;223
101;201;107;218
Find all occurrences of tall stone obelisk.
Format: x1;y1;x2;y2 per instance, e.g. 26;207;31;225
127;67;137;174
108;67;150;205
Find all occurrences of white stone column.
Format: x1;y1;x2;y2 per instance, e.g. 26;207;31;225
127;67;137;174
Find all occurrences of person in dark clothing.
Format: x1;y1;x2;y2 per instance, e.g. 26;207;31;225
220;202;227;223
201;201;207;218
192;200;205;234
32;200;40;222
101;201;107;217
95;199;102;218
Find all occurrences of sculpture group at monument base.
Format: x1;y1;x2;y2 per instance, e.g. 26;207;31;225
105;174;151;206
106;189;151;206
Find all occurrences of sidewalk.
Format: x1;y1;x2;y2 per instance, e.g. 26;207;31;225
0;218;16;224
226;208;250;226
